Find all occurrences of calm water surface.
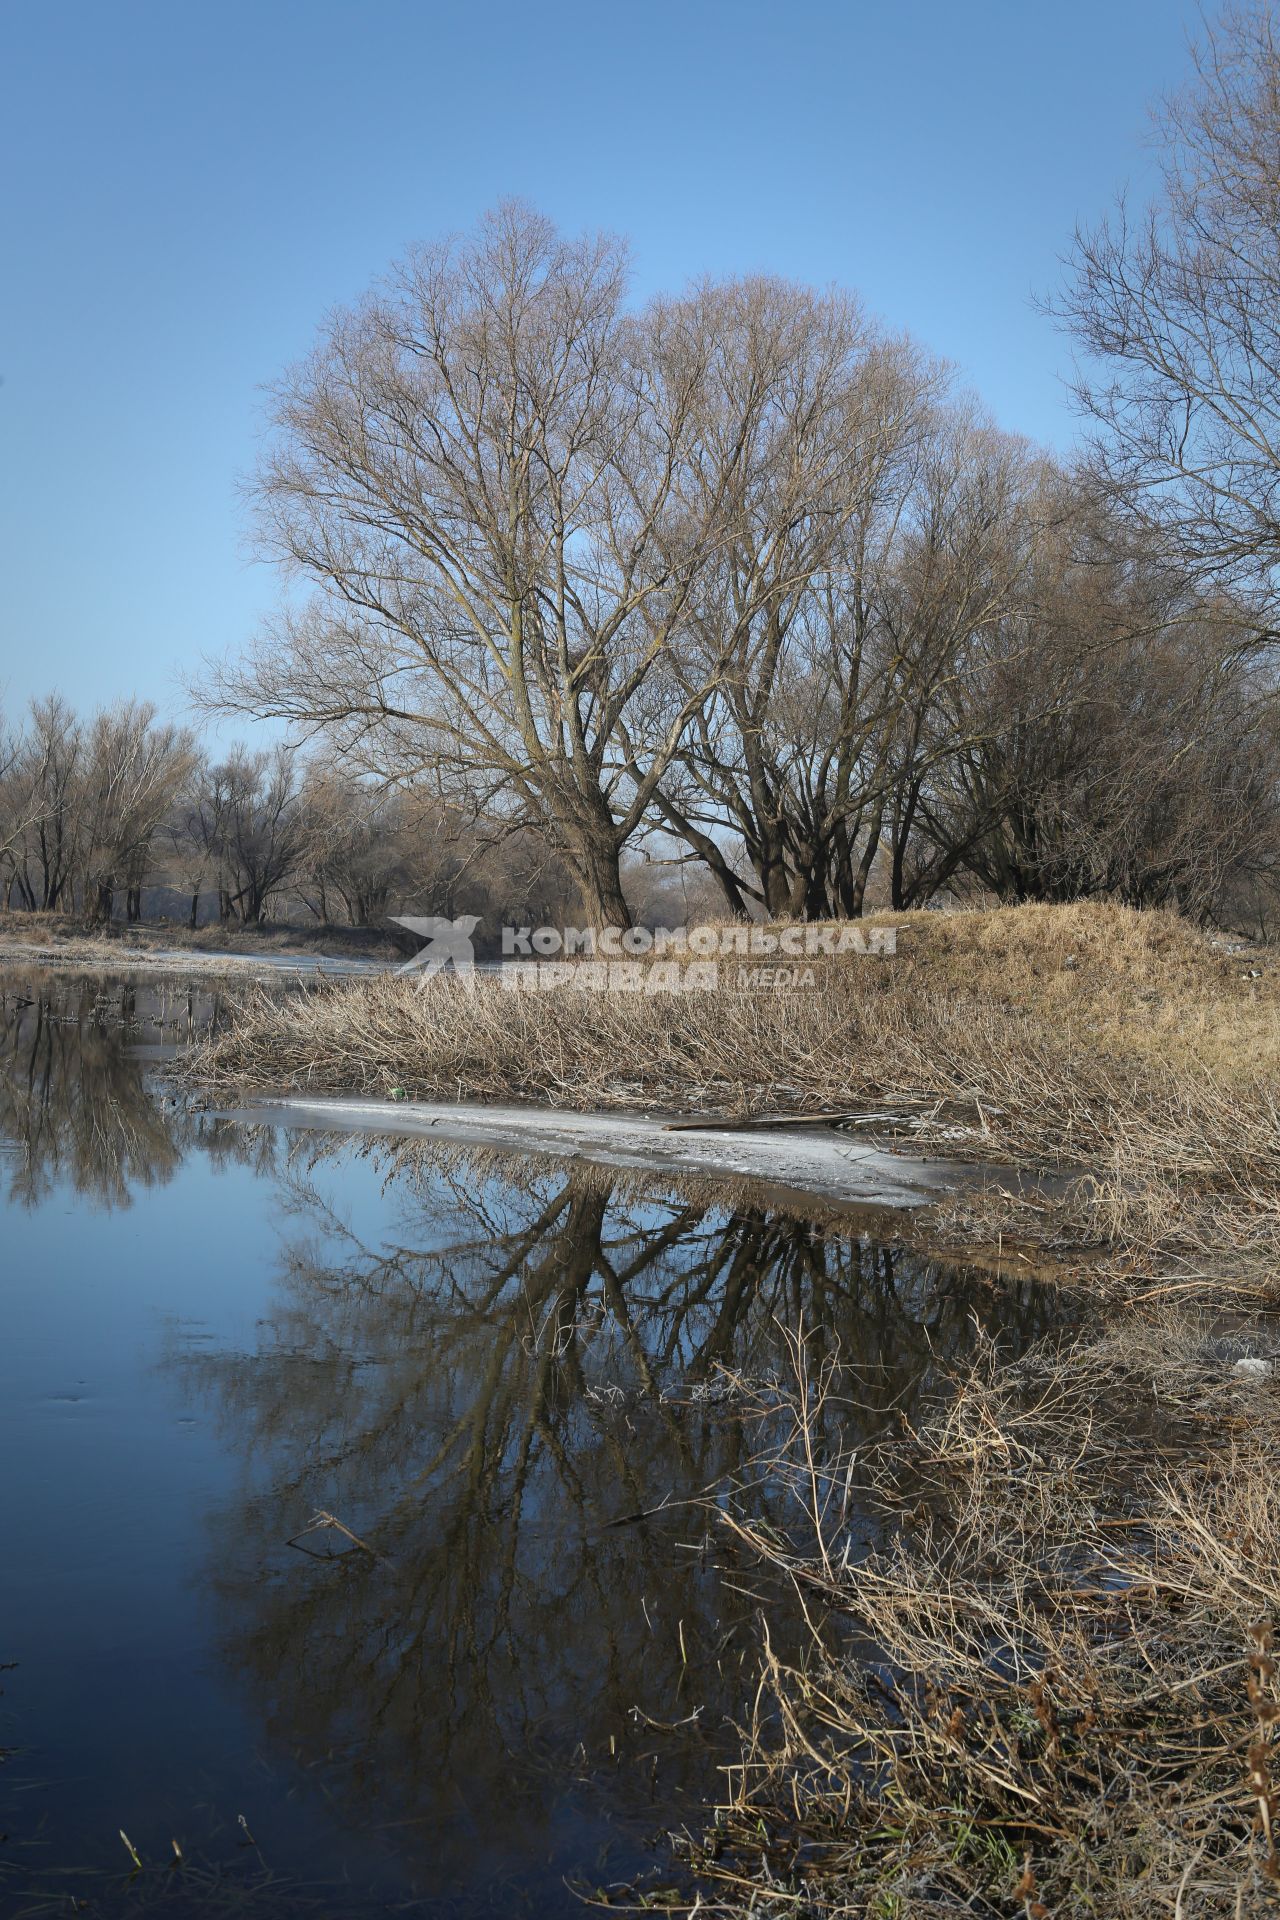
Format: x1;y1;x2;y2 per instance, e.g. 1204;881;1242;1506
0;977;1058;1917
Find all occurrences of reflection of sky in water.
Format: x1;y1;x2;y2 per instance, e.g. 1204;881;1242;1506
0;979;1060;1916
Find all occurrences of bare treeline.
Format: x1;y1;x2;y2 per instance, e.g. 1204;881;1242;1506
200;162;1280;929
0;700;573;930
11;10;1280;936
1;697;197;922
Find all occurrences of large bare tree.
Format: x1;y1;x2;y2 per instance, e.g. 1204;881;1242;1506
640;285;934;918
212;204;784;927
655;392;1039;919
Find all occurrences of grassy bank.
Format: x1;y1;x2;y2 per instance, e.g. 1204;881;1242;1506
194;902;1280;1294
191;900;1280;1913
686;1311;1280;1917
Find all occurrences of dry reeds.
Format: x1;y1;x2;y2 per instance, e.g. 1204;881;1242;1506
180;901;1280;1910
685;1315;1280;1916
194;903;1280;1290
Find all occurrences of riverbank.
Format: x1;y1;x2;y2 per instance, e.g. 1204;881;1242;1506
0;909;402;977
193;901;1280;1300
188;901;1280;1913
690;1304;1280;1917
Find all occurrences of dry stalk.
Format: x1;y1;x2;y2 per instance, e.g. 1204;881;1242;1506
682;1314;1280;1917
191;903;1280;1298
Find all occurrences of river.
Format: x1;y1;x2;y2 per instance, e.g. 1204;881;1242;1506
0;974;1059;1917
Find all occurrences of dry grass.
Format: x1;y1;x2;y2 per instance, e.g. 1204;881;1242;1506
183;901;1280;1911
194;902;1280;1289
682;1312;1280;1917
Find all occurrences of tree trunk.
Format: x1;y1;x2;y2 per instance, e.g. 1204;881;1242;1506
567;821;630;930
653;795;754;919
801;860;830;922
189;890;200;929
848;806;883;917
756;827;795;920
890;783;922;912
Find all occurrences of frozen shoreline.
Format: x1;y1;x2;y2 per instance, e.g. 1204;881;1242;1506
227;1091;984;1210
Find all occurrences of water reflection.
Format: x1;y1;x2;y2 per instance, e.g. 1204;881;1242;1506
0;975;1062;1916
174;1152;1059;1907
0;974;261;1205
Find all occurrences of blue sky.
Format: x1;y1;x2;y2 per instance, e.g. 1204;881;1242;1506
0;0;1199;730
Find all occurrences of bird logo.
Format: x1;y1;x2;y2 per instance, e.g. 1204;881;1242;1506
392;915;480;979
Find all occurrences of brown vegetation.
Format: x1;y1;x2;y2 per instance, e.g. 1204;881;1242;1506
682;1312;1280;1916
194;901;1280;1293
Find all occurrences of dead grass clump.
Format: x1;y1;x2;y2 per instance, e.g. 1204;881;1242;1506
195;906;1280;1150
193;903;1280;1285
687;1318;1280;1916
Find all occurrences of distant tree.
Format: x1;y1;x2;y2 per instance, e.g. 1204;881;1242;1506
214;745;303;923
165;751;223;927
6;696;84;911
296;762;416;925
0;708;47;895
78;702;196;922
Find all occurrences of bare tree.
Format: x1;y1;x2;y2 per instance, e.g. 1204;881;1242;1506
870;424;1055;909
214;745;304;923
0;707;51;893
636;284;931;917
1057;5;1280;628
4;696;85;910
209;203;778;928
77;702;196;922
295;761;418;925
887;476;1280;916
656;394;1038;918
164;750;223;927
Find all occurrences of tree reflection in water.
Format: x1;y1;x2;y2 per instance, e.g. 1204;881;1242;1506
0;973;271;1205
173;1144;1061;1908
0;977;1060;1910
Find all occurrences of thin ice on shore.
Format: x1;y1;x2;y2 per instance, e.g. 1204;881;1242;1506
227;1093;985;1210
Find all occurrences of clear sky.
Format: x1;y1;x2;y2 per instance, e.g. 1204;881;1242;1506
0;0;1199;730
